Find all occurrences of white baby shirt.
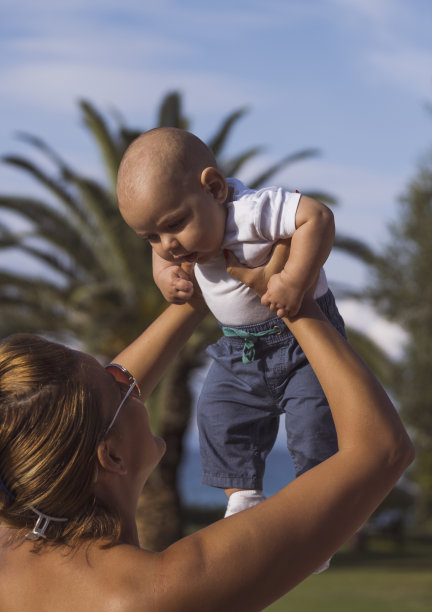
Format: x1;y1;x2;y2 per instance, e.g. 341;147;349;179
194;178;328;326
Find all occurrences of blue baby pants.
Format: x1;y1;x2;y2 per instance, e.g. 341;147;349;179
197;290;346;490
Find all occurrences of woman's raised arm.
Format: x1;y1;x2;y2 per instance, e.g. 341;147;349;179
111;297;208;400
149;253;414;612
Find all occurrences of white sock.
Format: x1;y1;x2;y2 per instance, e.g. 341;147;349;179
224;489;267;518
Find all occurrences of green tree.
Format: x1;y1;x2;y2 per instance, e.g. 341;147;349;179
369;152;432;517
0;94;388;549
0;94;322;548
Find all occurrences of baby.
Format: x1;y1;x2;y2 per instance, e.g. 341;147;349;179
117;128;345;554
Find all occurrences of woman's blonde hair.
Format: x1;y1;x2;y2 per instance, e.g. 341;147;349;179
0;334;121;548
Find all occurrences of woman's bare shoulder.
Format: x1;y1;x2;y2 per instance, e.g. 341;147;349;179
66;541;162;609
0;534;159;612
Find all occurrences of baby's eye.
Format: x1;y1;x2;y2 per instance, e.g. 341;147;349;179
142;234;159;243
167;219;183;230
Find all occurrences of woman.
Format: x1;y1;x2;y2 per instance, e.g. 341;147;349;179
0;249;414;611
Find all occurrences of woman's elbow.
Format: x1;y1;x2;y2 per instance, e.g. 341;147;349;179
400;434;416;470
386;429;416;479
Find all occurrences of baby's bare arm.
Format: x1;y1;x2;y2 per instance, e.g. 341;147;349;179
262;196;334;317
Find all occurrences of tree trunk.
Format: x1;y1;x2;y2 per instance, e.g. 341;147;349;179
136;346;197;551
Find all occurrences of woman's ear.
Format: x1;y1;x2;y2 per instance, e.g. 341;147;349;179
200;167;228;203
97;439;127;475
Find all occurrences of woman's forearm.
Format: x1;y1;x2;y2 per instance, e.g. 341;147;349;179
111;300;208;399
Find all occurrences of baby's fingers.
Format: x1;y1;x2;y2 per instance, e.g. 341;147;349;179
276;307;290;318
171;286;194;305
174;281;194;300
261;290;272;308
274;304;300;319
175;277;194;292
261;294;276;312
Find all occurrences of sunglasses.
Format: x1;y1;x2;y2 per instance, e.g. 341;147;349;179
104;363;141;433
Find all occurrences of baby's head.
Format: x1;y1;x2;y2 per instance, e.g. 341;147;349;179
117;128;228;264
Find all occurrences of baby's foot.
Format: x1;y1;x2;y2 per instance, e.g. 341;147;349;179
224;490;267;517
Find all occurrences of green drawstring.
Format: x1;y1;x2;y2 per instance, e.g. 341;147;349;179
221;326;282;363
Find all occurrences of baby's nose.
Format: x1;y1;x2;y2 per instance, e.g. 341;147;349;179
161;234;179;251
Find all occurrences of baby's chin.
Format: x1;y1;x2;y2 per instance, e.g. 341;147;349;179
167;252;198;264
183;252;199;263
196;251;220;264
196;245;226;264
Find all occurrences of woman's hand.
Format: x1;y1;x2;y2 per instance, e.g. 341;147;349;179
224;240;291;298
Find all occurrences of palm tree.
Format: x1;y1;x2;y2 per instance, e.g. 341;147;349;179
0;93;389;550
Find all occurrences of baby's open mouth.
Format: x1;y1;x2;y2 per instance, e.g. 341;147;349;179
183;252;198;263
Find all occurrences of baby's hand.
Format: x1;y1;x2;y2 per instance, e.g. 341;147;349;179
261;269;306;318
155;265;194;305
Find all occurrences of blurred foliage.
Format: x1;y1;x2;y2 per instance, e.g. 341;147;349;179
368;150;432;518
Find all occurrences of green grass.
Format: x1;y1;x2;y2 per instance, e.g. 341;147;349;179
183;509;432;611
265;535;432;611
266;568;431;612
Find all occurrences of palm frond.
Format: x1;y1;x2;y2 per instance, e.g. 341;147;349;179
79;99;121;188
118;126;143;149
0;196;103;267
219;147;264;177
249;149;321;189
1;156;87;223
0;269;68;297
0;195;83;237
2;243;87;283
157;92;189;130
334;233;378;265
207;108;249;157
54;171;133;278
15;132;71;172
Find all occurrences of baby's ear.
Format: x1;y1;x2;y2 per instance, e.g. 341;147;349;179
200;167;228;203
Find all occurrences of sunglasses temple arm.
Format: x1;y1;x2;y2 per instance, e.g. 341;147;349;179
105;385;135;433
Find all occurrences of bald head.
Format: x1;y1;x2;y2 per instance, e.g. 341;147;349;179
116;127;218;214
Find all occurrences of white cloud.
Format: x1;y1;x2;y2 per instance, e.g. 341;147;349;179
1;0;310;44
338;298;407;359
328;0;432;98
0;60;261;116
330;0;397;22
6;31;191;65
369;47;432;99
270;157;405;245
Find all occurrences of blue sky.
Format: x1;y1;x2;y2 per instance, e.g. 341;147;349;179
1;0;431;355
